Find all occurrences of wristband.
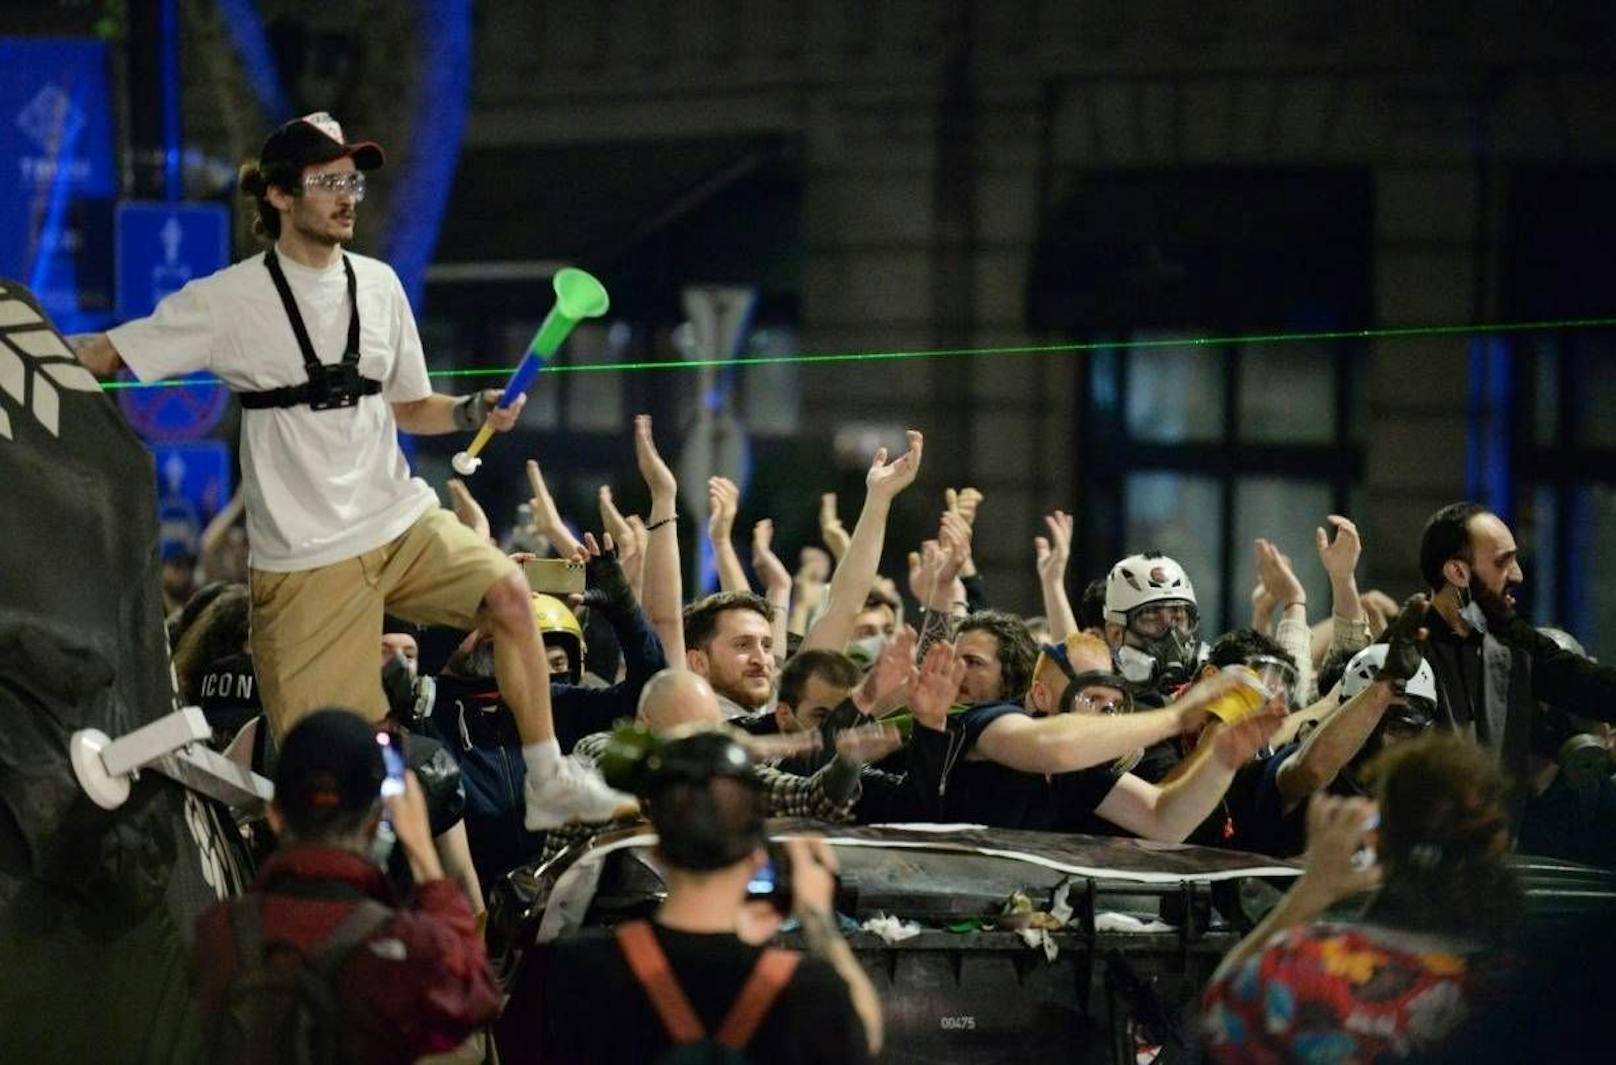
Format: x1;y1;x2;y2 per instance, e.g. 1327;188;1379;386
453;391;489;431
646;514;677;532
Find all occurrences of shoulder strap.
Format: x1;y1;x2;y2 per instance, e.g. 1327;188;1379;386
714;949;800;1051
615;921;706;1045
310;899;393;976
263;248;324;373
339;254;359;362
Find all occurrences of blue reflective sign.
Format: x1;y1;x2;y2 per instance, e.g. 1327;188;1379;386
0;38;117;332
116;201;230;319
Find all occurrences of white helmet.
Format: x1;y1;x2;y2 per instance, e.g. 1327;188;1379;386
1104;553;1197;626
1338;643;1438;707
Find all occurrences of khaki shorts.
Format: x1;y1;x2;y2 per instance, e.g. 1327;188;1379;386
251;507;519;738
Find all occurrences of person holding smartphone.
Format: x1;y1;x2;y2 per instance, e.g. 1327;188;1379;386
1202;733;1522;1063
507;731;882;1064
194;708;500;1061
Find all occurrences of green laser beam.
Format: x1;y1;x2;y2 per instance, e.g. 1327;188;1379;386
96;315;1616;390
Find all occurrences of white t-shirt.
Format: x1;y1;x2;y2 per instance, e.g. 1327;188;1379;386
108;249;437;572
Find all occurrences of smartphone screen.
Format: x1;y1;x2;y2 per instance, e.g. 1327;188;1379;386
746;860;776;898
378;731;406;799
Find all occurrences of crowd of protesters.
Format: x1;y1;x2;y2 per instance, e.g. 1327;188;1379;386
161;412;1616;1061
76;112;1616;1062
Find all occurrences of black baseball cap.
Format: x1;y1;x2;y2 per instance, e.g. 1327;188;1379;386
259;111;384;173
274;708;386;827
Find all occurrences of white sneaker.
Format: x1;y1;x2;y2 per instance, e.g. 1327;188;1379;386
524;756;636;830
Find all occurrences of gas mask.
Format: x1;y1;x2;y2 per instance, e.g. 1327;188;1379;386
1115;627;1202;692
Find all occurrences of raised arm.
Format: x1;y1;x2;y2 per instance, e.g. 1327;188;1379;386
445;478;493;542
634;414;685;666
526;456;585;560
707;476;750;593
1035;509;1078;642
1255;538;1315;704
975;672;1238;775
1209;795;1382;986
750;519;793;659
1275;594;1429;805
598;485;646;602
801;430;923;653
1094;701;1285;842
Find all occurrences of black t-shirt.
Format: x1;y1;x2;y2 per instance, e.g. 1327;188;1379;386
949;702;1056;830
1049;762;1127;834
528;924;870;1065
1424;609;1487;737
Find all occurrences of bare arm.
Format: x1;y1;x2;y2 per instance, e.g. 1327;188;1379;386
525;457;585;560
199;485;245;559
1274;681;1392;807
788;838;884;1056
751;519;793;660
1256;537;1315;703
1094;703;1284;842
69;333;124;377
635;415;685;665
974;673;1240;774
707;476;749;593
446;478;493;542
432;820;485;915
1210;795;1381;985
392;389;526;437
1034;510;1078;642
802;430;923;653
598;487;646;602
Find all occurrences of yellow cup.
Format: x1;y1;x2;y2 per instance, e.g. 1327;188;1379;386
1204;665;1271;725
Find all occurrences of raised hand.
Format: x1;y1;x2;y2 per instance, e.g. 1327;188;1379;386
835;722;904;767
935;511;973;588
598;485;636;555
1165;671;1244;735
819;492;851;562
1375;594;1431;682
1301;794;1384;902
708;476;740;543
1211;696;1287;769
752;519;793;595
634;414;677;502
853;625;919;717
946;486;984;528
525;457;583;559
864;429;924;503
1034;510;1073;587
1359;589;1399;638
445;477;492;541
1315;514;1362;583
1254;538;1306;610
909;641;965;732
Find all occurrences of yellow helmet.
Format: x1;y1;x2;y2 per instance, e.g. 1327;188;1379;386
531;593;585;683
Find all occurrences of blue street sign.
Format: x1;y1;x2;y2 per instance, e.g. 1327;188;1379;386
115;202;233;441
0;39;118;333
150;440;233;556
116;201;229;320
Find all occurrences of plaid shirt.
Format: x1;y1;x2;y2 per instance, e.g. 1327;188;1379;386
537;730;862;864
